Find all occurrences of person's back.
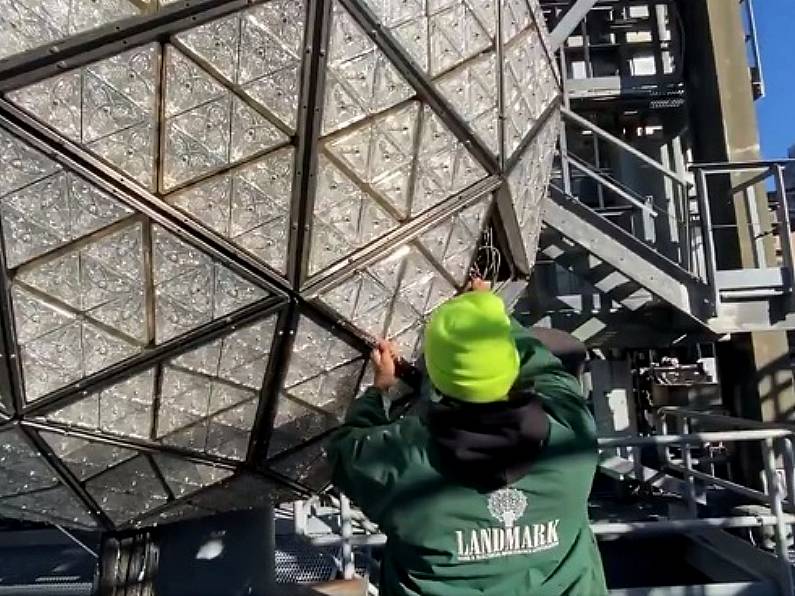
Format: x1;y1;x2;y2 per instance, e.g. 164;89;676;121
328;288;607;596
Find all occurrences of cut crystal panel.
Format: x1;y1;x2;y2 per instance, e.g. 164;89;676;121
175;0;307;131
161;47;289;190
153;225;269;343
419;197;490;283
502;26;557;156
0;0;141;61
0;139;132;270
501;0;532;43
270;439;332;491
152;454;233;498
0;128;62;195
508;110;558;268
429;1;491;76
318;239;458;363
325;102;419;218
271;357;365;459
435;52;499;154
42;369;156;440
0;484;96;528
166;148;294;274
308;156;398;275
12;224;146;402
322;0;414;134
156;316;277;460
0;427;59;498
411;106;487;216
284;316;363;388
40;431;137;481
8;44;160;189
85;455;168;524
360;0;496;76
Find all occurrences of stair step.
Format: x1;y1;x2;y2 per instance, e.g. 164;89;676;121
543;192;709;321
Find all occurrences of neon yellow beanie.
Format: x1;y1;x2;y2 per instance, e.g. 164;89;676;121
424;291;520;403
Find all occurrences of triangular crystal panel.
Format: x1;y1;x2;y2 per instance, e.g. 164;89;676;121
161;47;289;191
322;0;414;135
308;156;399;276
175;0;307;131
156;316;277;460
325;102;419;218
166;147;294;276
8;44;160;189
0;164;133;269
152;225;269;343
507;109;559;268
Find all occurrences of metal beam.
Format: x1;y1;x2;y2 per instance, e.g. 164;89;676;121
548;0;600;52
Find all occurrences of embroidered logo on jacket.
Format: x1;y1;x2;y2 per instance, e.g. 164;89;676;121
488;488;527;527
455;488;561;562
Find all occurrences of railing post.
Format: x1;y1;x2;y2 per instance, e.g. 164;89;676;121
656;415;671;468
694;168;720;314
340;494;355;580
293;500;307;536
783;438;795;512
681;418;699;518
773;164;795;293
762;438;795;596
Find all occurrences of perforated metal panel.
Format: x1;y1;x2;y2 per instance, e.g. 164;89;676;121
0;0;560;530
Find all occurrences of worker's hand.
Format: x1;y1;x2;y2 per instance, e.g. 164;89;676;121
371;340;399;391
468;277;491;292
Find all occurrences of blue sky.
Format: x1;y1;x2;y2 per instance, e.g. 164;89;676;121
754;1;795;159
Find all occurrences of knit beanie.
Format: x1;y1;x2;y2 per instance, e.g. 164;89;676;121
424;291;520;403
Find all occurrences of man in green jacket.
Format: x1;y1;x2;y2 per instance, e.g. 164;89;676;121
328;282;608;596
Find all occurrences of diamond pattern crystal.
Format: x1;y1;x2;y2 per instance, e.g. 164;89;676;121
156;316;277;460
8;44;160;189
175;0;306;131
508;110;559;268
0;0;140;61
167;148;294;274
308;155;399;275
153;225;269;343
323;1;414;134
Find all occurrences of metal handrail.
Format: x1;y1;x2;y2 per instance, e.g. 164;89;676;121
566;153;658;217
653;408;795;595
562;108;693;189
295;421;795;594
658;407;795;431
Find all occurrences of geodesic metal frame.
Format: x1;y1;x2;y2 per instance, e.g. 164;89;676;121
0;0;561;531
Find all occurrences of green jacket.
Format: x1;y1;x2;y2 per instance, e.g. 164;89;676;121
328;322;607;596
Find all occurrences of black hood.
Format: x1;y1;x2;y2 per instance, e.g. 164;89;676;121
426;391;550;491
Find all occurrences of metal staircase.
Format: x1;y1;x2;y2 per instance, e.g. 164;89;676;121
527;109;795;338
